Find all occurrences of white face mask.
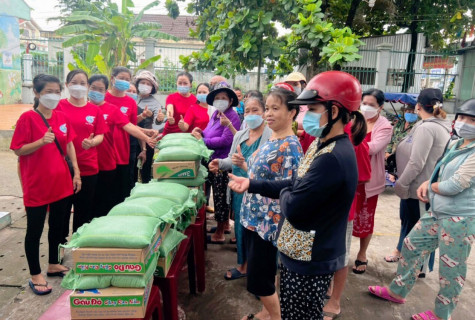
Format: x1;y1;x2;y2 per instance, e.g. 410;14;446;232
454;121;475;140
68;85;88;99
360;104;379;119
39;94;61;110
292;86;302;95
138;84;152;95
214;100;229;112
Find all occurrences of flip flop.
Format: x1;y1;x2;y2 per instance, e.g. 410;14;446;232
368;285;406;304
352;259;368;274
207;235;225;244
412;310;440;320
224;268;247;280
28;280;52;296
229;238;237;244
207;226;231;234
47;267;70;278
323;311;341;319
384;255;401;263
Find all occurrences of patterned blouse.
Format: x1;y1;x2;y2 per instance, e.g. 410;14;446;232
240;135;303;244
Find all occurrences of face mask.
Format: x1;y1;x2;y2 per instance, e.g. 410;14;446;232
138;84;152;95
454;121;475;140
177;86;190;94
404;112;418;123
197;94;208;103
39;93;61;110
126;92;138;101
88;90;105;104
214;100;229;112
303;110;327;137
245;114;264;129
292;86;302;95
360;104;379;119
68;84;88;99
114;78;130;91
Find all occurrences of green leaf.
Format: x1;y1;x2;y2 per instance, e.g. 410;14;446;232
85;43;100;66
62;34;96;48
135;55;161;72
134;30;180;41
55;24;92;36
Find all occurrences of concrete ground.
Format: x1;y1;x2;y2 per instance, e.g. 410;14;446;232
0;149;474;320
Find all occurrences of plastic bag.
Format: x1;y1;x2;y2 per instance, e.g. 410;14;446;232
62;216;161;249
159;229;187;257
108;197;181;223
160;133;197;141
156;165;208;187
157;137;207;151
155;145;213;162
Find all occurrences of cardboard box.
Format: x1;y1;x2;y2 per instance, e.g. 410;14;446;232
72;231;162;276
70;278;153;319
153;161;199;179
155;246;179;277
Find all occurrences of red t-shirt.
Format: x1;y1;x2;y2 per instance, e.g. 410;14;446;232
11;110;75;207
299;131;316;154
104;92;138;165
163;92;197;135
184;104;209;131
97;102;130;171
344;123;371;221
57;99;108;176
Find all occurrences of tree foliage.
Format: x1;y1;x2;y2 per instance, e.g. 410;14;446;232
176;0;364;80
56;0;179;76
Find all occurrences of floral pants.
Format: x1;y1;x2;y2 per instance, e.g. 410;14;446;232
208;170;230;223
389;212;475;320
280;264;333;320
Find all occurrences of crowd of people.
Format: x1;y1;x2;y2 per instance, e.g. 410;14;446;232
10;66;475;320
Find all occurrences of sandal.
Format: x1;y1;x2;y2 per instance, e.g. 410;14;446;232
47;266;70;278
207;226;231;234
412;310;440;320
368;285;406;304
28;280;52;296
352;259;368;274
384;255;401;263
224;268;247;280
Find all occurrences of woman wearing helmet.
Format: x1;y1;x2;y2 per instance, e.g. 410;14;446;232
229;71;367;320
368;98;475;320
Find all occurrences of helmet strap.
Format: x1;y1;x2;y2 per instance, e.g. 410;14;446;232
320;101;341;139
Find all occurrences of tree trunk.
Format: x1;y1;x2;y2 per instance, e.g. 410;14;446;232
401;1;420;93
345;0;362;28
256;35;263;90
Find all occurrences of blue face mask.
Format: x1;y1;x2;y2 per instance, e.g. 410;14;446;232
244;114;264;129
303;110;327;137
126;92;138;101
197;94;208;103
177;86;190;94
114;78;130;91
88;90;105;104
404;112;418;123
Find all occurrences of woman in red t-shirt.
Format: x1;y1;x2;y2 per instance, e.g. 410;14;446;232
57;70;107;235
87;74;157;218
104;67;139;203
10;74;81;295
163;72;197;135
178;82;210;132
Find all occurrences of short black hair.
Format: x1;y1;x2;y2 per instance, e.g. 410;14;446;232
66;69;88;84
177;71;193;83
362;88;385;106
267;88;299;120
245;90;263;100
88;74;109;90
111;66;131;78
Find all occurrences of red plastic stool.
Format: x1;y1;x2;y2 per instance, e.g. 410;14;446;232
154;227;196;320
190;204;206;292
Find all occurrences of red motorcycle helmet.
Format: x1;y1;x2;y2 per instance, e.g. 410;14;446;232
272;82;295;92
290;71;362;112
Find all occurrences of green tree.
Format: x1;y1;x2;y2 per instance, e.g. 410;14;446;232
178;0;364;86
56;0;109;14
56;0;179;76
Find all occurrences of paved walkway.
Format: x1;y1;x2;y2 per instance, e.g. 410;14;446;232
0;150;474;319
0;104;33;131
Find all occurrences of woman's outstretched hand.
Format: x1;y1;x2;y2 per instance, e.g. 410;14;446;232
228;173;250;194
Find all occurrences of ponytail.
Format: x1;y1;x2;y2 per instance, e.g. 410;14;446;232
350;111;367;146
33;97;39;109
432;101;447;119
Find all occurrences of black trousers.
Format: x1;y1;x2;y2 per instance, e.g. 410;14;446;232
25;196;70;275
208;170;230;222
115;164;132;204
92;169;117;219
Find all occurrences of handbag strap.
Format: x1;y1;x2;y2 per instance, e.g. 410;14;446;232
35;109;66;157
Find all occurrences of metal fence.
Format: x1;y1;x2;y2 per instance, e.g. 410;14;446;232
20;38;64;83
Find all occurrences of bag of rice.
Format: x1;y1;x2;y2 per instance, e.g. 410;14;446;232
158;229;187;257
156;165;208;187
155;145;213;162
107;197;181;223
62;216;161;249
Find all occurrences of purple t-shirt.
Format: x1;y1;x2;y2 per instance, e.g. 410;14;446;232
202;107;241;160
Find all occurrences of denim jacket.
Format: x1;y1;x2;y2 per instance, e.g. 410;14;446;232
429;139;475;219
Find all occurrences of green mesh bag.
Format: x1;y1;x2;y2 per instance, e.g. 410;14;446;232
158;229;187;257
